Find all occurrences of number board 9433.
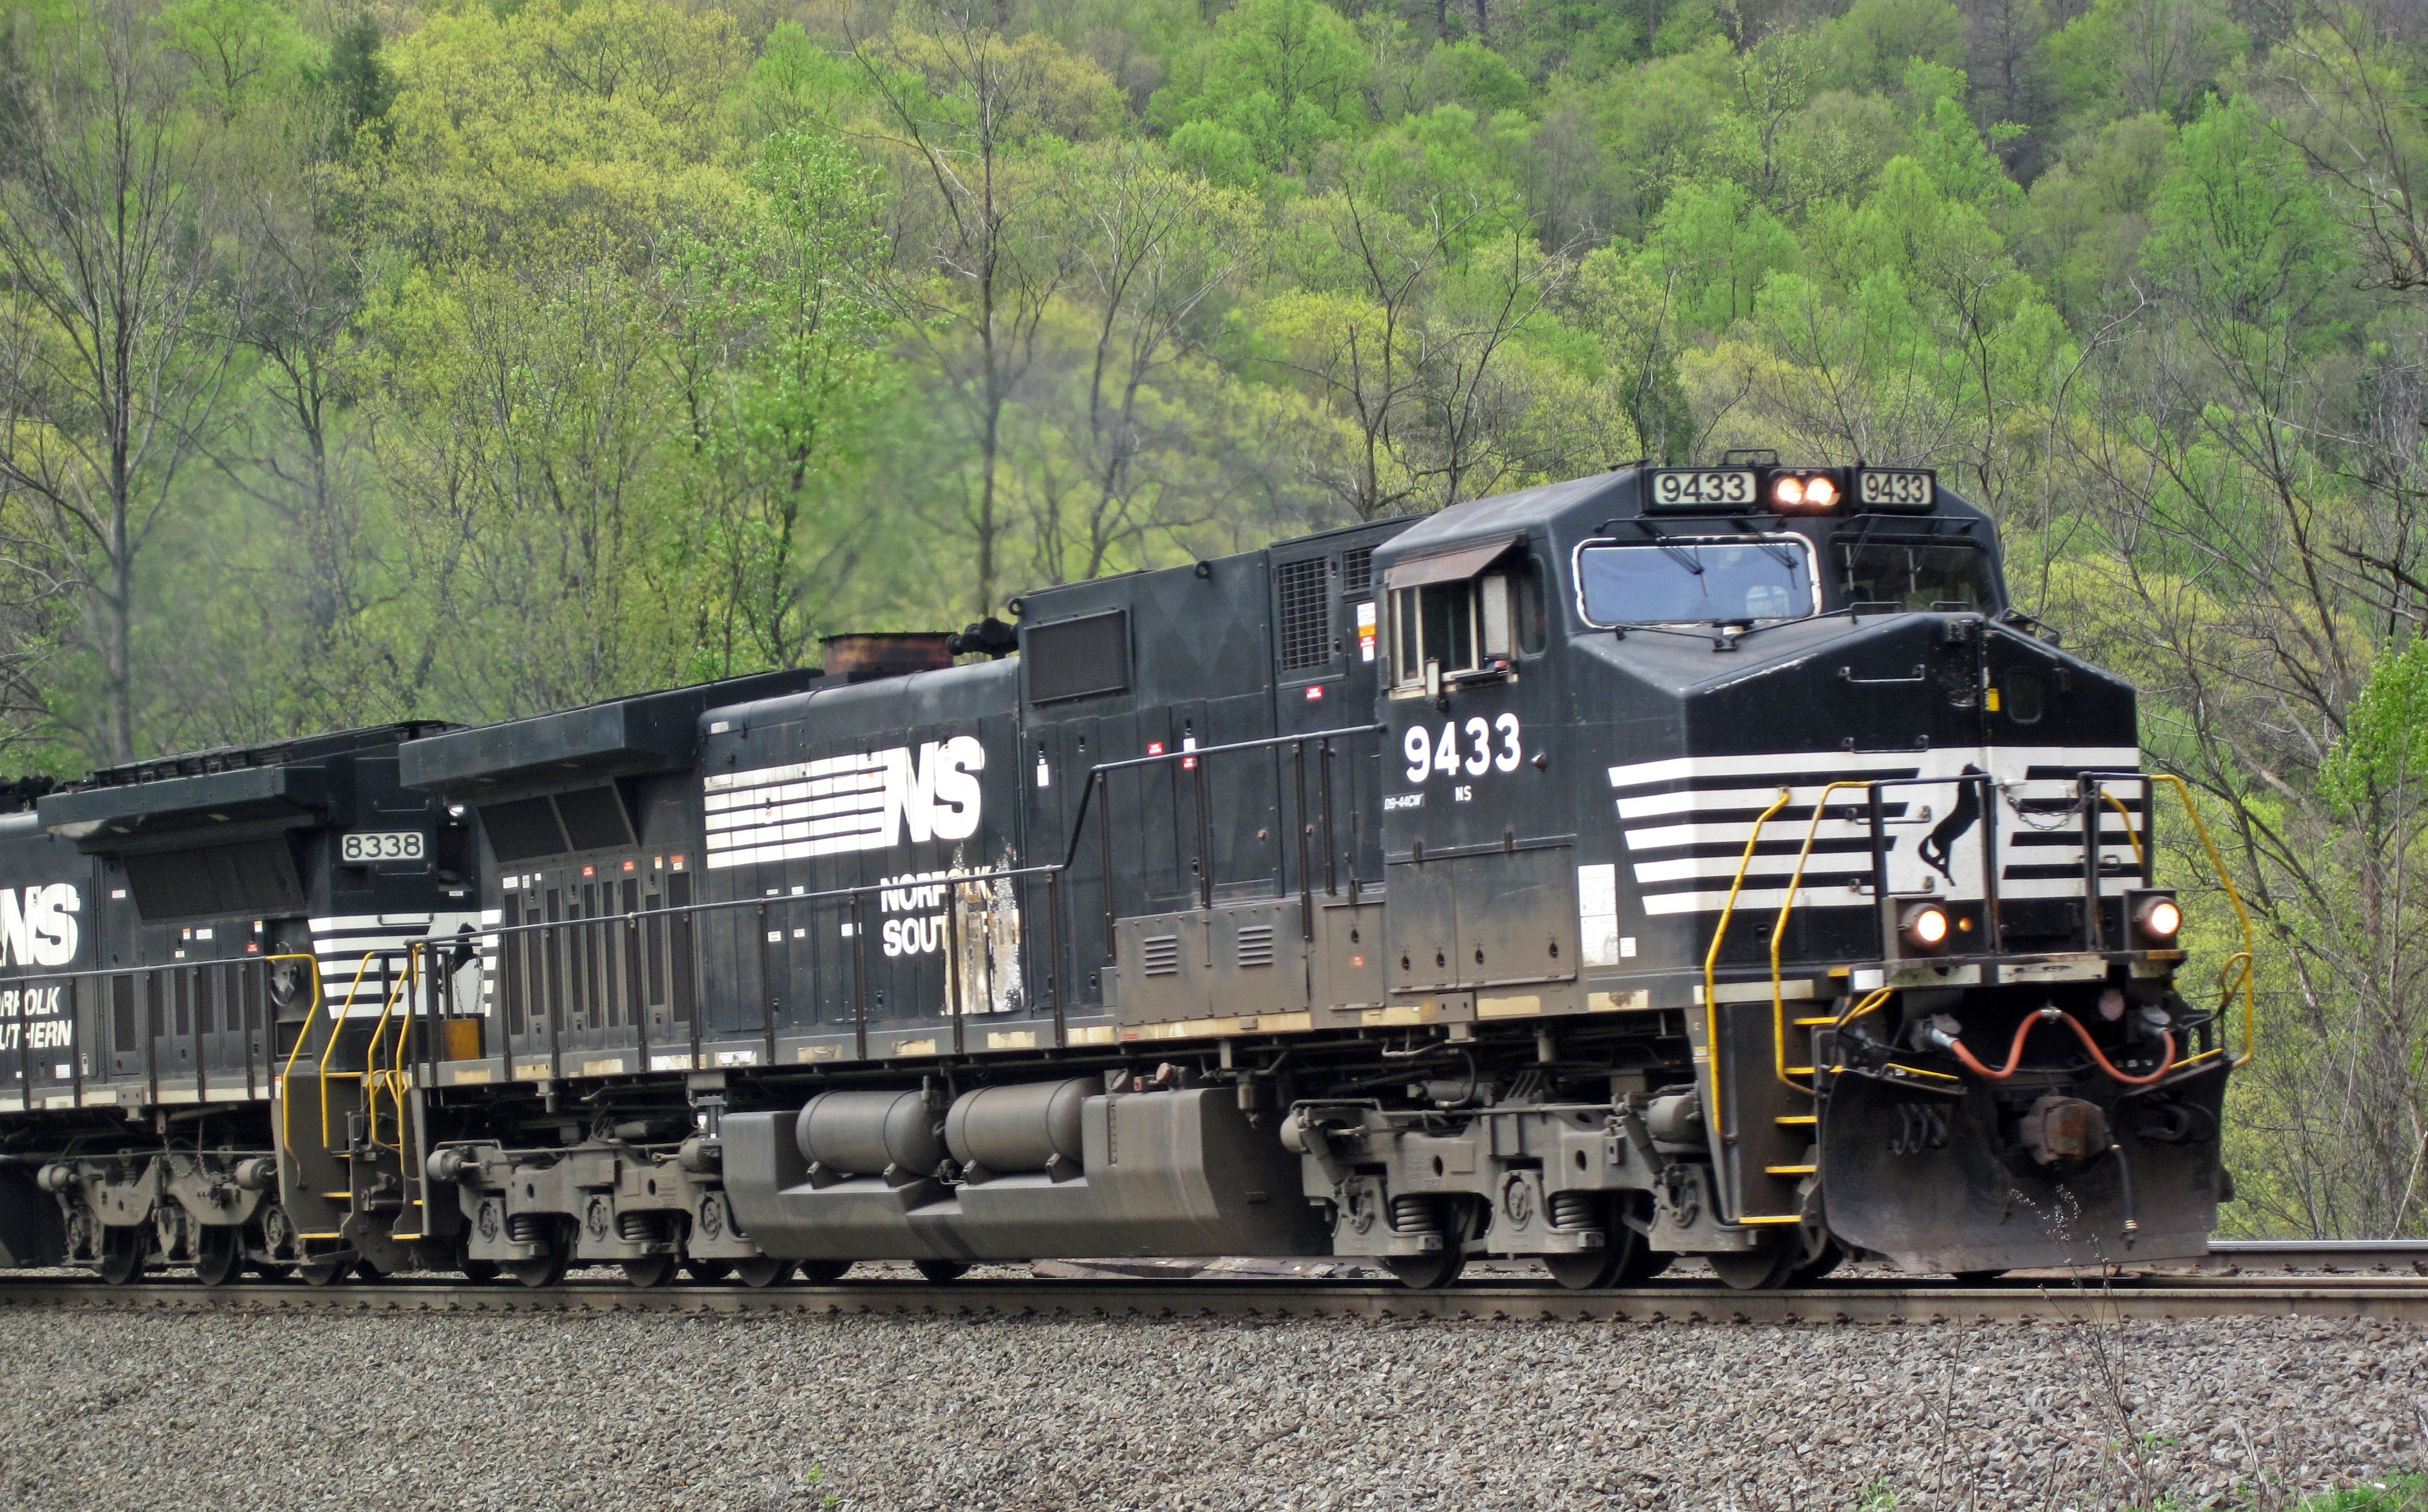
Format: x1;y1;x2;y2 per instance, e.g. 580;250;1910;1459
1856;467;1935;510
341;832;426;864
1646;469;1757;510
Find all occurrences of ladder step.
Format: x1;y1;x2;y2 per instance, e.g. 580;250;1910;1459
1765;1164;1817;1176
1793;1016;1836;1026
1775;1114;1817;1126
1786;1066;1816;1076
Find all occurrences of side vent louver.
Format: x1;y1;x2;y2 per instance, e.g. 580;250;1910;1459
1340;545;1374;595
1141;935;1181;976
1236;924;1275;969
1275;558;1331;671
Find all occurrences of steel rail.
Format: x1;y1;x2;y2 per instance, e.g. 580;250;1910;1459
3;1272;2426;1324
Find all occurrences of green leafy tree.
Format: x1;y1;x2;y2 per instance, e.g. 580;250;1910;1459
1153;0;1368;174
670;129;892;676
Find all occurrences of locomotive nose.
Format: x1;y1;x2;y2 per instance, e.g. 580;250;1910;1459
1686;613;2123;758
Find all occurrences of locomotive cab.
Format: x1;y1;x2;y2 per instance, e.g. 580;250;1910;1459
1360;457;2231;1282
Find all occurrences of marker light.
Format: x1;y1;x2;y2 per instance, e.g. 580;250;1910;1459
2135;893;2182;941
1902;903;1951;949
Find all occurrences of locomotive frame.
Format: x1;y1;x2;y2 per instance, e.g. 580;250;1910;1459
0;459;2253;1292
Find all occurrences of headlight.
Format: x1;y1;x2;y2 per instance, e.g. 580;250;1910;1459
2133;892;2182;943
1902;902;1950;950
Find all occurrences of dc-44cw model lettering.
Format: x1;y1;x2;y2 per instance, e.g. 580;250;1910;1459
0;461;2245;1292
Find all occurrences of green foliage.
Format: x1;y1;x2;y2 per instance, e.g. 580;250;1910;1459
1819;0;1964;95
1641;177;1801;330
159;0;305;117
1153;0;1367;173
2142;97;2352;349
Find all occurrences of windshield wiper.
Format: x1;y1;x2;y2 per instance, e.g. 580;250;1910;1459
1633;520;1705;577
1726;517;1799;572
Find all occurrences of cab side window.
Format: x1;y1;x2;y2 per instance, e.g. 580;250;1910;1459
1392;562;1536;691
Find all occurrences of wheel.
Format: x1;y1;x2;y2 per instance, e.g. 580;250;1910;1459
1709;1241;1797;1291
683;1258;733;1284
1543;1247;1619;1290
508;1247;570;1289
621;1256;679;1288
796;1259;853;1284
299;1256;349;1287
1383;1247;1467;1290
194;1228;243;1287
1950;1269;2008;1284
1544;1217;1665;1290
98;1227;148;1286
912;1258;970;1284
1789;1239;1845;1285
734;1256;797;1288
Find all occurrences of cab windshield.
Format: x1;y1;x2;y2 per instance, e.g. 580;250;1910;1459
1577;538;1814;625
1836;539;1998;612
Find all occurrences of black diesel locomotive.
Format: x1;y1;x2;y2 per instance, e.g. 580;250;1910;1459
0;459;2248;1290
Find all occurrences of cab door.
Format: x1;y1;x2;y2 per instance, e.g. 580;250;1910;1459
1377;541;1574;1009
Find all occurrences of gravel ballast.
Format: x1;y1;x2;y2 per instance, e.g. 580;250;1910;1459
0;1306;2420;1511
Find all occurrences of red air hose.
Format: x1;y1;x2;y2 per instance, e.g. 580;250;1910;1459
1938;1007;2176;1088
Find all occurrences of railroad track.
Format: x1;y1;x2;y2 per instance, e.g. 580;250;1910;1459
2;1266;2425;1324
4;1242;2419;1326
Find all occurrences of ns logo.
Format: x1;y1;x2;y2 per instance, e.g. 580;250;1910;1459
0;884;80;969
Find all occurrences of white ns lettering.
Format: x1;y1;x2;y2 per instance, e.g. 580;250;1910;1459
0;885;79;968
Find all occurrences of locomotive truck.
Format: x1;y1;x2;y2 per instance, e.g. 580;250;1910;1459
0;456;2248;1290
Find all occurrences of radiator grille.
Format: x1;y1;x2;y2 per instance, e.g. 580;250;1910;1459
1275;558;1331;671
1141;935;1181;977
1235;924;1275;969
1340;545;1374;595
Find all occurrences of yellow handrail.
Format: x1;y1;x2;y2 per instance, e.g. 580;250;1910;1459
1700;787;1807;1229
2147;773;2257;1068
319;953;384;1149
1701;787;1792;1142
362;949;419;1153
272;954;328;1159
1767;779;1871;1094
2101;789;2146;869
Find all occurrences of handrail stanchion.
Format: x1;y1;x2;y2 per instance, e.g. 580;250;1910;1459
1320;739;1339;897
1294;740;1314;941
1046;871;1068;1048
1979;771;2003;954
1097;770;1117;966
758;900;777;1068
850;890;869;1062
947;883;967;1057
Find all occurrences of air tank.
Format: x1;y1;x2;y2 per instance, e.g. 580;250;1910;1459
943;1079;1092;1176
795;1090;945;1179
